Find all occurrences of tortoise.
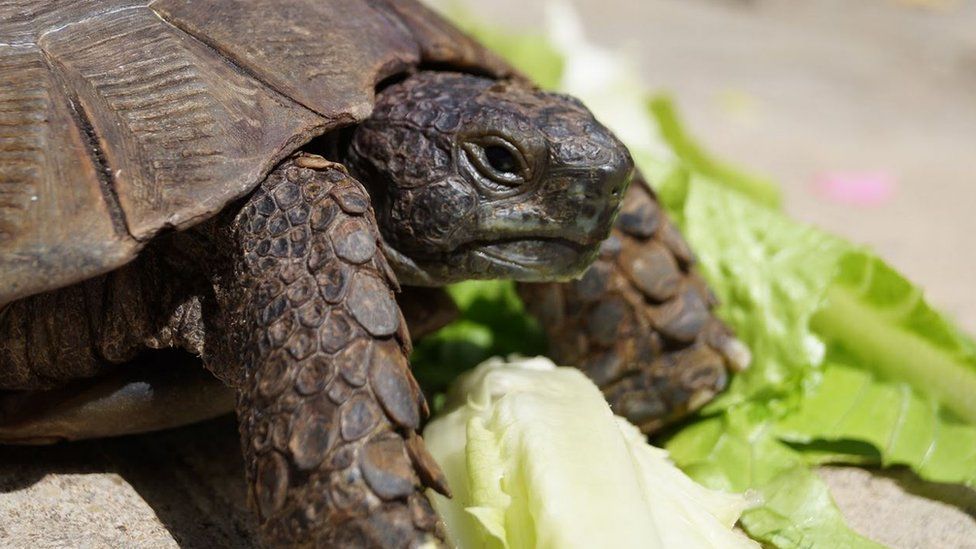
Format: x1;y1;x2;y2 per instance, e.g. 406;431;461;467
0;0;748;546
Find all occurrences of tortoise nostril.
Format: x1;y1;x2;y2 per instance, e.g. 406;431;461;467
597;149;635;201
605;170;631;203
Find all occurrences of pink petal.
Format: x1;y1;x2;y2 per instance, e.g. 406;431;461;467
812;172;895;207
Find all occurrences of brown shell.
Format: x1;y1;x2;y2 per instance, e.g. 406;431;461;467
0;0;513;306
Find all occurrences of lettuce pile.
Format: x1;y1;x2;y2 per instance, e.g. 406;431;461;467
415;2;976;547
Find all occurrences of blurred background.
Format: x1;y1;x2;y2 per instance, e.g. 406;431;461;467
451;0;976;332
1;1;974;547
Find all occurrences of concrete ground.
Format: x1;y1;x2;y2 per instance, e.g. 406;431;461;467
1;0;974;547
1;417;975;548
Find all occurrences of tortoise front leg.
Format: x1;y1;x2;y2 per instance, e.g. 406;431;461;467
518;178;750;433
229;155;448;547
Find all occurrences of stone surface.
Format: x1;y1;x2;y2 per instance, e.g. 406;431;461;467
821;466;976;549
2;419;974;548
0;417;256;549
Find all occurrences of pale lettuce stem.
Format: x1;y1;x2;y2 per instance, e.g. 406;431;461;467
811;286;976;424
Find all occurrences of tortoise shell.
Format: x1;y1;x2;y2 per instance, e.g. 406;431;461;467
0;0;513;306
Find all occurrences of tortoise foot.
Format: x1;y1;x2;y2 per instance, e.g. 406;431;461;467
519;179;750;433
228;156;448;547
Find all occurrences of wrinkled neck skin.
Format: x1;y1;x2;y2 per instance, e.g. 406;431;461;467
344;71;634;287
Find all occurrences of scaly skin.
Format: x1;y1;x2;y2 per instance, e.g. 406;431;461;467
229;155;448;547
518;179;750;433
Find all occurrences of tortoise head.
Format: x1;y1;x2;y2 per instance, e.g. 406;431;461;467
347;71;633;285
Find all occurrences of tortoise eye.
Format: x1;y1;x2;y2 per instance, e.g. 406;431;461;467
485;145;518;174
462;137;531;190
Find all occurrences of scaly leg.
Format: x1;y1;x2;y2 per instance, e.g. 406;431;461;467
518;178;750;433
228;155;448;547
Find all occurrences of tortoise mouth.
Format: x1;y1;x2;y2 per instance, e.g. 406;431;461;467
380;235;602;285
468;236;598;280
474;237;584;265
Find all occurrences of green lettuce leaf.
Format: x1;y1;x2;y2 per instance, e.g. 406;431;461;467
776;361;976;486
665;406;883;548
767;250;976;487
